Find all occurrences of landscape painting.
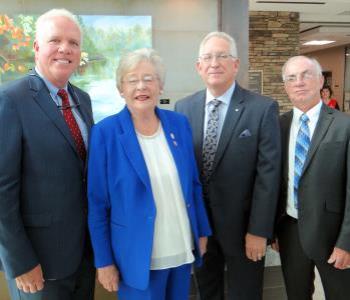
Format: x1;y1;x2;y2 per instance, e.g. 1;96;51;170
0;14;152;122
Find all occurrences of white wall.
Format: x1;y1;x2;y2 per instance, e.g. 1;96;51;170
0;0;218;109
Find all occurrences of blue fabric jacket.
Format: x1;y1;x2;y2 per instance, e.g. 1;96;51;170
88;106;211;290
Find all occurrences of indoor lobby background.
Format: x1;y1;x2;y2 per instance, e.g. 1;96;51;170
1;0;350;299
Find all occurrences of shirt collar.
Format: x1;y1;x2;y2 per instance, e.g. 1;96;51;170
35;66;68;96
205;81;236;106
292;100;322;123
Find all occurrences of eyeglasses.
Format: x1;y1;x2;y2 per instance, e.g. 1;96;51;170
123;75;158;86
199;53;235;63
283;70;315;84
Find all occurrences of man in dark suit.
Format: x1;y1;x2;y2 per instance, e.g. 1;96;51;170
175;31;281;300
273;55;350;300
0;9;95;299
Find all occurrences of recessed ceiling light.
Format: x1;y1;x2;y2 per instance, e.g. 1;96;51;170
302;40;335;45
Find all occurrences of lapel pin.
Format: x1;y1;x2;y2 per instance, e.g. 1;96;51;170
170;133;175;139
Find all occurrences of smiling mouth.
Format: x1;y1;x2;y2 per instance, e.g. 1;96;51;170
135;95;150;101
54;59;71;64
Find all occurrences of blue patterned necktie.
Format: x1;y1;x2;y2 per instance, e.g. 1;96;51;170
202;99;221;184
294;113;310;209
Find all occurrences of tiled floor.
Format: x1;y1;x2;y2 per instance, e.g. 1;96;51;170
189;266;325;300
0;266;325;299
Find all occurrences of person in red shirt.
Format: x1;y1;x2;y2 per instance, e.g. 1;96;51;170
321;85;339;110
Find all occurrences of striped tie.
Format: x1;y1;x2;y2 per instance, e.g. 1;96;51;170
294;113;310;209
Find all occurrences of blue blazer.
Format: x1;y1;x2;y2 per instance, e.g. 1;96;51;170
0;73;93;279
88;106;211;290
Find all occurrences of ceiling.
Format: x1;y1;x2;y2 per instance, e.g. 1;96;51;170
249;0;350;53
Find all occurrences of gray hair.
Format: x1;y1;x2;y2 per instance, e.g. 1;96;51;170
35;9;82;43
198;31;238;58
282;55;323;81
116;48;166;90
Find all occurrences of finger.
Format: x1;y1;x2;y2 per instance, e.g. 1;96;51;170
111;283;118;292
22;284;31;293
334;258;345;269
36;280;45;291
327;255;336;264
16;282;23;291
29;283;38;294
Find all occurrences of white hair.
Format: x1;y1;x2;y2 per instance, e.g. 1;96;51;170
35;9;82;43
198;31;238;58
282;55;323;81
116;48;166;91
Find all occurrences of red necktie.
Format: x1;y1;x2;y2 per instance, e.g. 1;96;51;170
57;89;86;161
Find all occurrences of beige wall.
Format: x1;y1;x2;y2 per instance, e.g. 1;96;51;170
307;46;346;110
0;0;218;110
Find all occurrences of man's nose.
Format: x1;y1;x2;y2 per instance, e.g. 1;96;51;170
58;43;72;53
209;56;220;67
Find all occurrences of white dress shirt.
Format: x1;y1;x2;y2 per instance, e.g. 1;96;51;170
287;100;322;218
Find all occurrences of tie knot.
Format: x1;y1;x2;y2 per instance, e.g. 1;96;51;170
57;89;69;105
211;99;221;108
300;114;309;124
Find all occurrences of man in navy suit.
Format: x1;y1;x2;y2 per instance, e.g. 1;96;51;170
0;9;95;299
175;31;281;299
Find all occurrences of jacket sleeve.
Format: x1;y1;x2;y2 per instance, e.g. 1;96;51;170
248;100;281;239
87;125;115;268
335;137;350;251
0;90;39;278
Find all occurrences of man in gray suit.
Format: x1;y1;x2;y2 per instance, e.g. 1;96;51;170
175;32;281;299
273;55;350;300
0;9;95;299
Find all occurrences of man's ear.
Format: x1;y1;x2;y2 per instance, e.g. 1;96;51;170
195;61;201;74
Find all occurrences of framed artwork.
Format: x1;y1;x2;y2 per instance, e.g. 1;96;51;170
0;14;152;122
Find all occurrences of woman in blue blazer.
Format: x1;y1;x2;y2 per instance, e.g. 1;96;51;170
88;48;211;300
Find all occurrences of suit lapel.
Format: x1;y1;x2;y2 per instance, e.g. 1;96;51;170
68;84;94;131
118;107;152;188
212;84;244;171
29;74;81;160
302;105;334;176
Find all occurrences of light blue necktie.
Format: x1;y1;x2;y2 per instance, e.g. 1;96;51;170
294;113;310;209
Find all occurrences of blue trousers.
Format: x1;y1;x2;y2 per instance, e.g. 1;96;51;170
118;263;192;300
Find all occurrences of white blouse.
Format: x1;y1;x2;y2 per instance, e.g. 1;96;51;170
137;124;194;270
